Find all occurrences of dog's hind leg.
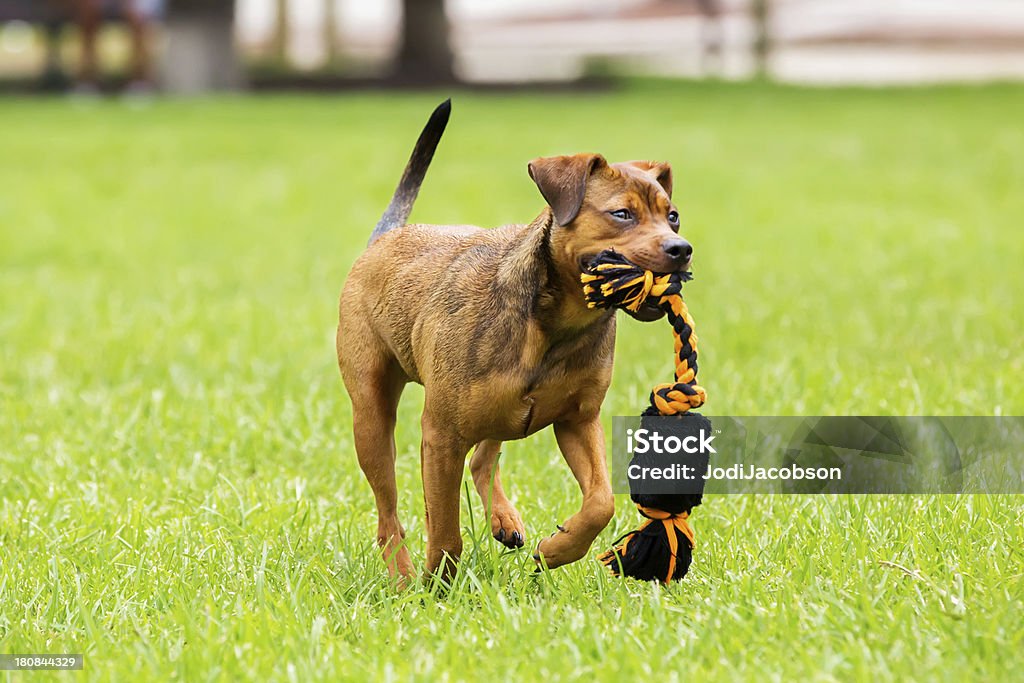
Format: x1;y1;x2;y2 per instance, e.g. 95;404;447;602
470;440;526;549
342;353;414;583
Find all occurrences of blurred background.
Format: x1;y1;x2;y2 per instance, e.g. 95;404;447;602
2;0;1024;93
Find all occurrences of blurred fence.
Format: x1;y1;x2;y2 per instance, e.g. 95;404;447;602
238;0;1024;84
2;0;1024;90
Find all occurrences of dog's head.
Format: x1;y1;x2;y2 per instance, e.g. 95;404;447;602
529;153;693;321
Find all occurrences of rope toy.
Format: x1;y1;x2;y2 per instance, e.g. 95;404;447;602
582;250;710;584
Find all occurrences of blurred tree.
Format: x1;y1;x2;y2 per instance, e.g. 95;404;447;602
324;0;338;64
693;0;723;75
274;0;289;63
396;0;454;83
752;0;771;78
163;0;244;92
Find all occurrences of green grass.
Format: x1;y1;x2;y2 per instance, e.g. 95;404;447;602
1;81;1023;681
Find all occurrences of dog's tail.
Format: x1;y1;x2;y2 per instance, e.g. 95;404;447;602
369;98;452;244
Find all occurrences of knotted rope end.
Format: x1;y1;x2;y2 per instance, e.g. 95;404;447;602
598;508;696;584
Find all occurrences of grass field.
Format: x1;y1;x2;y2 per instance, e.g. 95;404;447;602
1;81;1023;681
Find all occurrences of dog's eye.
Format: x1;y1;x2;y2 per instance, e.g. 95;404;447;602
668;210;680;226
609;209;633;221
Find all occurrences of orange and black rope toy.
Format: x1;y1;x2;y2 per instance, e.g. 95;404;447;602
583;250;710;584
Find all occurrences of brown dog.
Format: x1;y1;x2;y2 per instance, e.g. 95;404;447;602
337;100;693;581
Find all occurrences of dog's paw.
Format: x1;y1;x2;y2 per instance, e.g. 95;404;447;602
532;524;590;569
491;504;526;549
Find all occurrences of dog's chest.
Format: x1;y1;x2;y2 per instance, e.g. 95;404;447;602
462;334;613;441
416;297;616;442
519;374;591;435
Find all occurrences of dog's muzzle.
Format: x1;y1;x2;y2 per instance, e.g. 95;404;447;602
625;300;666;322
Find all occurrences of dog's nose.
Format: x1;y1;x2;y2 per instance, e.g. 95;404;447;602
662;238;693;266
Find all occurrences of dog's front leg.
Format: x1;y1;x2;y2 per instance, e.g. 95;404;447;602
421;411;471;581
534;415;615;569
470;440;527;549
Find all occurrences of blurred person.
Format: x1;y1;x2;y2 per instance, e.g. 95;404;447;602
72;0;165;92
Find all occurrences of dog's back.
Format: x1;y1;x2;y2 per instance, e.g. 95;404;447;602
342;220;538;386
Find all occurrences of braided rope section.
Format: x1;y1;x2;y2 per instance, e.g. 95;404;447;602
581;250;706;414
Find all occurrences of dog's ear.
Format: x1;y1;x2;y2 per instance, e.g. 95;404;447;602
528;154;608;226
626;160;673;198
